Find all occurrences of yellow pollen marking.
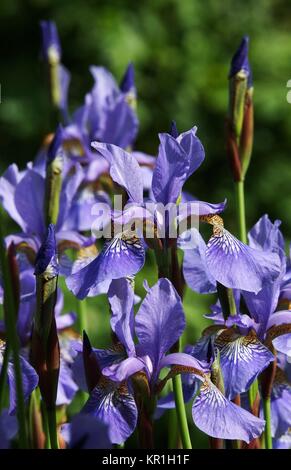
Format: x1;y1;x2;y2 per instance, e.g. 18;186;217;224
200;214;224;236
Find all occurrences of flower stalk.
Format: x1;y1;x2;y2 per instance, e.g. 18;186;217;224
154;242;192;449
31;225;60;449
262;397;272;449
44;125;63;226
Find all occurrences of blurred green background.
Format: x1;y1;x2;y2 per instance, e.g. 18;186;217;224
1;0;291;448
1;0;291;235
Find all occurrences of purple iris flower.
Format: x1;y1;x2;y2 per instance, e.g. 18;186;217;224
68;130;280;300
66;126;226;299
71;278;202;443
179;215;281;295
0;152;97;274
201;215;287;336
189;215;291;422
101;278;204;384
186;326;274;400
73;277;264;443
62;64;138;167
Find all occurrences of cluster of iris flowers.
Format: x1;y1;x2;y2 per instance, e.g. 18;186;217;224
0;22;290;450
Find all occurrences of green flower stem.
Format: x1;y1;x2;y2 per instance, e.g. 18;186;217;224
227;288;237;316
235;179;260;410
262;397;272;449
47;407;59;449
44;156;62;227
167;408;179;449
235;180;247;244
0;227;28;448
77;298;88;336
154;243;192;449
76;298;89;407
29;388;45;449
41;401;51;449
172;369;192;449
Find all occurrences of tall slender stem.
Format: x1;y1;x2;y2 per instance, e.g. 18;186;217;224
262;397;272;449
172;368;192;449
167;409;179;449
77;299;88;337
235;180;247;243
47;407;59;449
76;299;89;407
235;180;259;410
154;244;192;449
41;401;51;449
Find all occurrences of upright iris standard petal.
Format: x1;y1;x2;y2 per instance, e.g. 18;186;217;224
108;279;135;356
152;133;189;205
135;278;185;376
66;235;145;299
88;66;138;148
192;378;265;442
91;142;144;203
215;329;274;399
243;215;287;337
0;164;25;231
243;280;283;339
57;163;84;231
248;215;285;256
205;226;281;293
14;169;46;237
176;126;205;176
98;97;138;150
83;381;137;444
